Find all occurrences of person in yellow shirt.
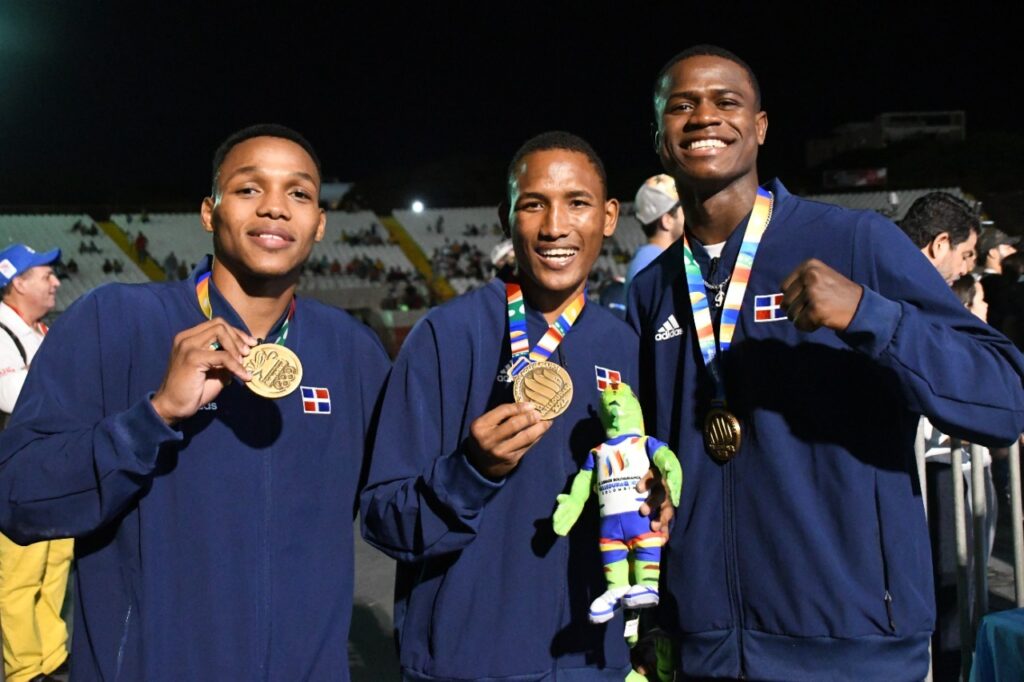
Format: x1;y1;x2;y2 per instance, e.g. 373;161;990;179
0;243;72;682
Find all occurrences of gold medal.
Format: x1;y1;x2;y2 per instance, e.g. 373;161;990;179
244;343;303;399
703;407;741;462
512;361;573;420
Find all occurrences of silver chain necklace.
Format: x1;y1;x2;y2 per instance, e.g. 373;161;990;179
704;274;731;308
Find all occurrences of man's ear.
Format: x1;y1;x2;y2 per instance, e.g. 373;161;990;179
603;198;620;238
498;201;511;237
755;111;768;146
929;232;951;259
315;208;326;242
201;196;216;234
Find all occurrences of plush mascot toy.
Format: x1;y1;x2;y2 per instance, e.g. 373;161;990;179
552;382;682;624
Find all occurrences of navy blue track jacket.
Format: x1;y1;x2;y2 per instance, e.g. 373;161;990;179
361;279;639;681
0;258;390;681
627;180;1024;681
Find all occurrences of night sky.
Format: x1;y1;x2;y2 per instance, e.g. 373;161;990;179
1;2;1019;210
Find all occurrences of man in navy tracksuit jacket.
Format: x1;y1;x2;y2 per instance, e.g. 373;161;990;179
361;133;642;681
0;126;390;681
628;47;1024;680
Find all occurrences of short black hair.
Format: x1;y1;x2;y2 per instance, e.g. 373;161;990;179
506;131;608;202
899;192;979;249
951;274;977;308
1001;251;1024;279
653;44;762;114
210;123;322;196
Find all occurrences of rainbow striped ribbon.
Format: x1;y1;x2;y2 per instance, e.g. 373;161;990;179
195;267;295;345
506;282;586;377
681;188;773;398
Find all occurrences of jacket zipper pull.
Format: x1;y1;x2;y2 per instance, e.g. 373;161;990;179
884;590;896;632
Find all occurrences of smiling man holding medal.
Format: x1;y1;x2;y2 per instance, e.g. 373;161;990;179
0;124;391;681
361;131;645;681
628;46;1024;680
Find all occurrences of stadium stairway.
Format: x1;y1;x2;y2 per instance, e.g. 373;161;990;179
378;214;455;301
100;220;166;281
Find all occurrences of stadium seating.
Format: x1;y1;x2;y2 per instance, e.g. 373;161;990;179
0;214;147;312
114;210;418;282
805;187;967;221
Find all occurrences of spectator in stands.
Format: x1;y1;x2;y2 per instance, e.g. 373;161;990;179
0;244;72;682
102;259;113;274
992;254;1024;344
490;239;516;281
0;124;390;681
361;131;641;681
134;232;149;261
163;252;180;281
899;191;979;285
978;228;1021;333
65;258;78;275
977;227;1018;278
626;173;685;295
627;44;1024;680
951;273;988;319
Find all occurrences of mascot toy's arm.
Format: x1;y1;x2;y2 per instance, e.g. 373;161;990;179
552;464;595;536
651;444;682;508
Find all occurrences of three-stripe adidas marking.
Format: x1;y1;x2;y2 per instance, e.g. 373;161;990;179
655;314;683;341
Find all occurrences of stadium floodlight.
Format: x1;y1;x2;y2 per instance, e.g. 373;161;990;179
411;200;425;214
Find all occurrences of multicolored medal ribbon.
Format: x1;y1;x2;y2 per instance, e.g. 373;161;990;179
681;187;773;461
506;282;584;420
195;267;302;399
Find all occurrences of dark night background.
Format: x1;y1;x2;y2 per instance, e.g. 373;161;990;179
2;1;1022;218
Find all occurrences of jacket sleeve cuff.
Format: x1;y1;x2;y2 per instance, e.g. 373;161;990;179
429;449;504;514
838;286;903;358
107;394;184;471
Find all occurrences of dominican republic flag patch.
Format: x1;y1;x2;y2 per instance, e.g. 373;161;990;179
595;366;622;391
754;293;787;322
301;386;331;414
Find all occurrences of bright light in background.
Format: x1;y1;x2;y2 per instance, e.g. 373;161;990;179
411;200;425;214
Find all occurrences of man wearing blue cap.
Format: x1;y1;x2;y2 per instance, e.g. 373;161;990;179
0;243;71;682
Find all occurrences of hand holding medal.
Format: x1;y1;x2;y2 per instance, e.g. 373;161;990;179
466;402;552;480
192;268;304;401
150;318;257;425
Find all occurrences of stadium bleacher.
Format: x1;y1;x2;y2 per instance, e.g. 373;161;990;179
2;187;971;317
805;187;967;221
0;214;148;313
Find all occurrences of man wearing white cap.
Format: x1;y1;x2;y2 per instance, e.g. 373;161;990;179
0;243;71;682
626;174;684;294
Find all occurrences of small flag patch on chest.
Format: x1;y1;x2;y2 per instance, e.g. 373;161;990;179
595;366;621;391
754;293;787;322
301;386;331;414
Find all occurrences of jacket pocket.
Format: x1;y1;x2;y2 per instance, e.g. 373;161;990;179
874;478;897;634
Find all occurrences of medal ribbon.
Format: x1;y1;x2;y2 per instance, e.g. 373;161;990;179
195;268;295;345
506;282;585;377
681;187;773;400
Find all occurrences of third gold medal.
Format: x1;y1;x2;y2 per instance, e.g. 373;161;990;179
680;187;774;461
